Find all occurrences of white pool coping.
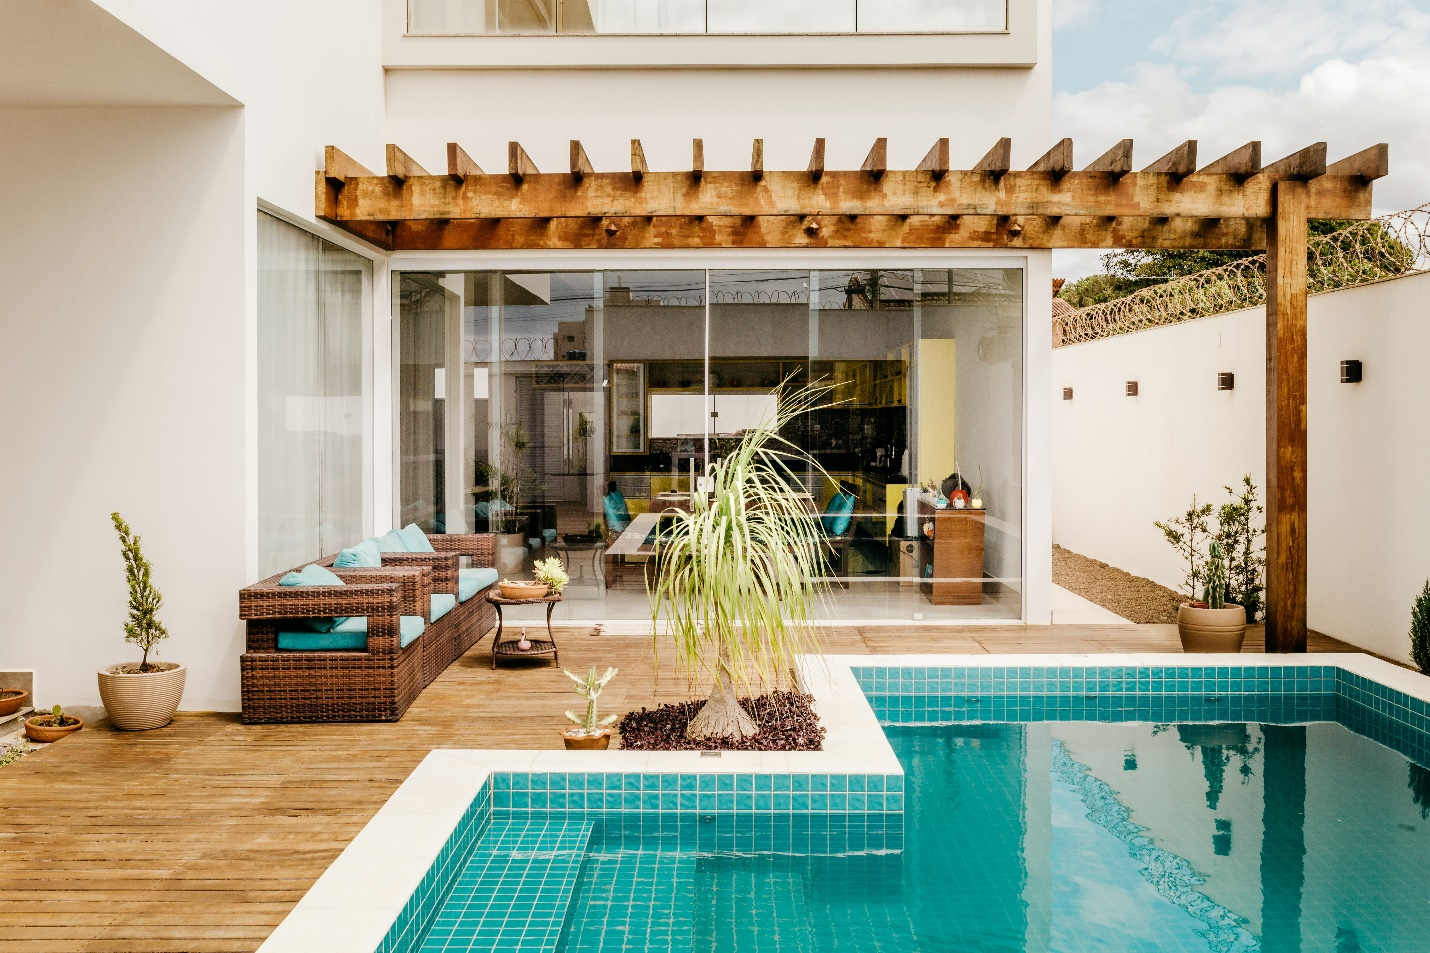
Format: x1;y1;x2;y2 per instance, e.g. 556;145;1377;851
255;651;1430;953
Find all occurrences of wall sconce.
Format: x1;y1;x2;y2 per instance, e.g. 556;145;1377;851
1125;381;1139;397
1217;372;1235;391
1062;387;1073;400
1341;359;1363;384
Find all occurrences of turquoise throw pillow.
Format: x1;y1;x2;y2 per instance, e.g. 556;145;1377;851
459;567;498;602
374;530;408;553
278;563;348;632
603;491;631;533
397;523;435;553
820;491;856;537
334;538;381;568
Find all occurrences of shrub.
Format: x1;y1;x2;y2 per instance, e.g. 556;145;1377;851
111;512;168;672
1412;581;1430;675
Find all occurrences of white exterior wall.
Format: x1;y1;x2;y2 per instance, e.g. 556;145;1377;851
2;0;1052;711
0;1;388;711
1052;272;1430;662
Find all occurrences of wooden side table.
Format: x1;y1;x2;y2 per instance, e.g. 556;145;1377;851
484;591;561;669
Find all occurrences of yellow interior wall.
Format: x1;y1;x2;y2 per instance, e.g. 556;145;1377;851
918;339;957;485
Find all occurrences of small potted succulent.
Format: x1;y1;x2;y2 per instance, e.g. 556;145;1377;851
1176;542;1247;652
25;704;84;743
98;513;186;729
561;665;618;750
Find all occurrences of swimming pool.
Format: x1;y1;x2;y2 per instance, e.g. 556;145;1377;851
258;655;1430;953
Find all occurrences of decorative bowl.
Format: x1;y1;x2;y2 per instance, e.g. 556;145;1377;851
0;688;29;717
499;581;550;600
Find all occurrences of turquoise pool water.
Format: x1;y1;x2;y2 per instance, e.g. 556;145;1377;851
414;713;1430;953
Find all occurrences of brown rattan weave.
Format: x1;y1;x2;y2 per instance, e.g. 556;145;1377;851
239;533;496;723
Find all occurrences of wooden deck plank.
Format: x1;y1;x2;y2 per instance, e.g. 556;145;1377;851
0;624;1364;952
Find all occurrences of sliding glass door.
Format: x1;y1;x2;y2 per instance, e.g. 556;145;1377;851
394;266;1022;621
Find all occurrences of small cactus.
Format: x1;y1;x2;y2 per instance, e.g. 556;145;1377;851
1204;542;1228;609
563;666;618;735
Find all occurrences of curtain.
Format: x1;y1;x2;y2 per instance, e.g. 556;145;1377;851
257;212;371;576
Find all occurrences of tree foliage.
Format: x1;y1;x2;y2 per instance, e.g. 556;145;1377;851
1058;220;1412;309
111;512;168;671
1155;496;1214;601
1412;580;1430;675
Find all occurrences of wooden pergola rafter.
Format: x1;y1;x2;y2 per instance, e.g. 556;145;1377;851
318;136;1389;654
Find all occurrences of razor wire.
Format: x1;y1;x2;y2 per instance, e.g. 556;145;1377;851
1055;204;1430;347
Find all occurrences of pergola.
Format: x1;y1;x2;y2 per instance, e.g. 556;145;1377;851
317;136;1389;653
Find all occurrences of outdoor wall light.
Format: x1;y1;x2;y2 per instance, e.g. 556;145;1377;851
1063;387;1074;400
1217;372;1235;391
1341;359;1363;384
1125;381;1139;397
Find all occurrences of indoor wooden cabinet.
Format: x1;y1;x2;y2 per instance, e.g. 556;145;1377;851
917;502;986;606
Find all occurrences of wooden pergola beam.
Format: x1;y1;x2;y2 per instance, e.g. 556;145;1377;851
323;146;374;185
917;138;950;180
1327;143;1388;181
1266;179;1310;652
751;139;764;181
508;142;538;183
323;168;1374;226
807;138;825;183
570;140;595;184
1201;141;1262;180
974;138;1012;177
1259;143;1327;181
1144;140;1198;180
385;144;428;184
692;139;704;181
631;140;648;182
446;143;483;183
862;138;888;181
366;214;1275;251
1085;139;1133;178
1029;138;1073;177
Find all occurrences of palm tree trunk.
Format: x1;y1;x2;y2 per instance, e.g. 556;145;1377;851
686;644;758;742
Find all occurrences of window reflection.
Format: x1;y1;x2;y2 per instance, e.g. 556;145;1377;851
559;0;705;33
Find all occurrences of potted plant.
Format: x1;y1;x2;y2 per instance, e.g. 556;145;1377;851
1411;580;1430;674
561;665;618;749
1176;541;1247;652
0;688;29;718
25;704;83;743
97;513;186;729
649;382;830;742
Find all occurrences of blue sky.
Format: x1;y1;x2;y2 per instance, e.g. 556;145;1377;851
1051;0;1430;277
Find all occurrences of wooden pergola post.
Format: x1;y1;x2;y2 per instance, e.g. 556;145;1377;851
1265;179;1309;652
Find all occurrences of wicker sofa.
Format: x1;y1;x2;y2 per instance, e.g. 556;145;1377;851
238;533;497;723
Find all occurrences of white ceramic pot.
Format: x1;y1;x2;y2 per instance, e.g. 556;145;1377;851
1176;604;1247;653
97;662;186;730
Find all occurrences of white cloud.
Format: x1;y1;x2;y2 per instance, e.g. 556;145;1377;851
1053;0;1102;31
1156;0;1430;83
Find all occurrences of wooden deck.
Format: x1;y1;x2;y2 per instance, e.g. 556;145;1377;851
2;623;1360;952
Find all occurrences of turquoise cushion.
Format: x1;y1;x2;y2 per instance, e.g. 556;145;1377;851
603;491;631;533
278;564;347;632
334;538;381;568
276;615;425;651
821;491;856;537
528;537;541;551
374;530;408;553
459;567;499;602
543;528;558;543
397;523;435;553
431;593;456;622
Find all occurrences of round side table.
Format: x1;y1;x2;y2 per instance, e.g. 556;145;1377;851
484;591;561;669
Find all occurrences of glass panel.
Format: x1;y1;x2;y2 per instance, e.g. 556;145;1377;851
558;0;705;32
397;274;452;533
409;0;556;33
856;0;1006;32
256;212;371;576
706;0;854;33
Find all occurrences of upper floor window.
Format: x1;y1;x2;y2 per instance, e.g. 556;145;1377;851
407;0;1008;34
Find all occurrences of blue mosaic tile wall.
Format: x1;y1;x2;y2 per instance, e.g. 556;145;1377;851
377;779;493;953
491;771;904;815
852;664;1339;698
1336;669;1430;767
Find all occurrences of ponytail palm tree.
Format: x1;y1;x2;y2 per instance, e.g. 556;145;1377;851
648;384;833;742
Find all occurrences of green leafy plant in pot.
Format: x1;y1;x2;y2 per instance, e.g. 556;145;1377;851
25;703;84;743
648;382;832;742
97;513;186;730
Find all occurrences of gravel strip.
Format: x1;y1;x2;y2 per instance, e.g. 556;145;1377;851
1053;545;1186;624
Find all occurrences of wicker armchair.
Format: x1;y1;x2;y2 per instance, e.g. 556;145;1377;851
239;533;497;724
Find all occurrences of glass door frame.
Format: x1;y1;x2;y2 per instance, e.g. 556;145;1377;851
386;250;1033;620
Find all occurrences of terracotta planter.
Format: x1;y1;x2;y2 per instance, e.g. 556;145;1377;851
0;688;28;718
499;581;550;601
561;728;613;750
25;715;83;743
98;662;186;730
1176;603;1247;652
